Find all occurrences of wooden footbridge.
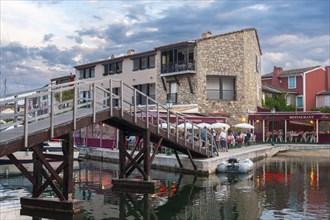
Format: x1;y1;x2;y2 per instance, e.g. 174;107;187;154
0;78;216;213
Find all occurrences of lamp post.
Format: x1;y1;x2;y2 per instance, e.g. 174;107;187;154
271;107;276;146
166;99;173;109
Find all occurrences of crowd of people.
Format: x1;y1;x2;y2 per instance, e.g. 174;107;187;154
199;126;255;153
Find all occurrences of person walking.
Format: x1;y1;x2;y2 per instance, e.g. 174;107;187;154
220;128;228;152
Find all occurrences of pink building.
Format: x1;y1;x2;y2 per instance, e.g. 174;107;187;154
262;66;330;111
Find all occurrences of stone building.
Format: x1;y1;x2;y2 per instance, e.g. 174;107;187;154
156;28;262;125
74;28;262;125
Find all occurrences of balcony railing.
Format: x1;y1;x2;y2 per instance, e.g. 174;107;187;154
161;61;195;74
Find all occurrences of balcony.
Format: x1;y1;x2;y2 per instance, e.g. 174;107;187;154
161;61;196;76
160;44;196;76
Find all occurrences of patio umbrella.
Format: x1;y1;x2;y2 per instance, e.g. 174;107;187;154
234;123;254;129
211;122;230;129
177;122;198;129
158;123;174;129
197;122;212;128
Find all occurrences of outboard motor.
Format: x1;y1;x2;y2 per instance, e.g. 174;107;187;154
228;158;238;164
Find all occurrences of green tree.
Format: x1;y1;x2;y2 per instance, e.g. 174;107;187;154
262;93;296;112
55;90;73;102
311;106;330;113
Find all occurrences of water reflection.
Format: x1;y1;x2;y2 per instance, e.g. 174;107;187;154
0;154;329;219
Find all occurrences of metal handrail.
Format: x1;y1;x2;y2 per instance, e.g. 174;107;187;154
0;78;214;157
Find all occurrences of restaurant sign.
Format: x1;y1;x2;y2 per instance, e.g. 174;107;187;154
248;113;330;121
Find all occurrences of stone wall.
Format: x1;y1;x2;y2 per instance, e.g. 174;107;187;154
156;29;262;126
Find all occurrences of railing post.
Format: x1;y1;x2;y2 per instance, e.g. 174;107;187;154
59;90;63;113
146;97;149;128
73;86;77;130
50;91;55;139
167;109;170;138
14;95;18;127
109;79;113;117
176;115;179;142
156;103;160;134
120;80;124;117
134;89;137;123
192;124;195;149
184;119;187;144
199;129;202;152
92;83;96;123
24;97;29;147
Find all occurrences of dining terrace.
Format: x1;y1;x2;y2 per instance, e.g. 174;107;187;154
248;112;330;144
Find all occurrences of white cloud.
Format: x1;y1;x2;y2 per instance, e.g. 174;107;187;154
268;34;300;45
247;4;270;11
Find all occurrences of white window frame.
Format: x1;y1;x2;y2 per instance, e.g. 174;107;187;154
288;76;296;89
296;95;303;108
325;96;330;106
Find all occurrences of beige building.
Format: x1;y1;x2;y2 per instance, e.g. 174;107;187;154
74;28;262;125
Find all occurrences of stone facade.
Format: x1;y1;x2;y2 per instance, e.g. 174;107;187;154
157;28;262;125
75;28;262;126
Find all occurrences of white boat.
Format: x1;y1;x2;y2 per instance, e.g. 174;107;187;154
216;158;254;173
0;139;80;164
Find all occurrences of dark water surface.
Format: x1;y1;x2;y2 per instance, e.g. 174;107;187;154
0;153;329;220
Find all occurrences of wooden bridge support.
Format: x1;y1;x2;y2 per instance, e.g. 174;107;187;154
113;130;160;192
20;133;83;213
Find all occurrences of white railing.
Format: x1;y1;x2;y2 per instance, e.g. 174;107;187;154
0;78;216;157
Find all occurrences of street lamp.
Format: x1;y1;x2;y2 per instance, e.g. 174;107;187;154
166;99;173;109
271;107;276;146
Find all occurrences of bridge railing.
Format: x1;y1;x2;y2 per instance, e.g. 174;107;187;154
0;78;216;156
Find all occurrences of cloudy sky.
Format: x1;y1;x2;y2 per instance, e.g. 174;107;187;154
1;0;329;95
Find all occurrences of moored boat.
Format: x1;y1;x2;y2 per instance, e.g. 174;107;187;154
216;158;254;173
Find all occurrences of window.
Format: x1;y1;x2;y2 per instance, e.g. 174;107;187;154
141;57;148;70
288;76;296;89
116;62;122;73
103;61;122;76
132;55;156;71
149;55;155;68
325;96;330;106
79;66;95;79
133;84;155;105
296;96;303;108
206;76;236;100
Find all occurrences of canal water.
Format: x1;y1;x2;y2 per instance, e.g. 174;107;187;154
0;151;329;220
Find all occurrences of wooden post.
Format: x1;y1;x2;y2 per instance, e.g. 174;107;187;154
32;145;43;198
62;133;74;200
118;130;126;179
143;130;151;181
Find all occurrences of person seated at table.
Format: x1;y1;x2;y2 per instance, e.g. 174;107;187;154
226;131;235;148
273;129;278;142
244;131;251;145
236;132;244;146
265;131;271;142
301;131;307;142
310;131;316;143
277;129;283;142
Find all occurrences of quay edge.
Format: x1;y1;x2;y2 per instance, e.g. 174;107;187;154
78;144;330;175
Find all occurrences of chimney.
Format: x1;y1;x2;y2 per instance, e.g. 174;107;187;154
127;49;135;55
271;66;283;87
111;54;115;59
201;31;212;39
326;66;330;90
